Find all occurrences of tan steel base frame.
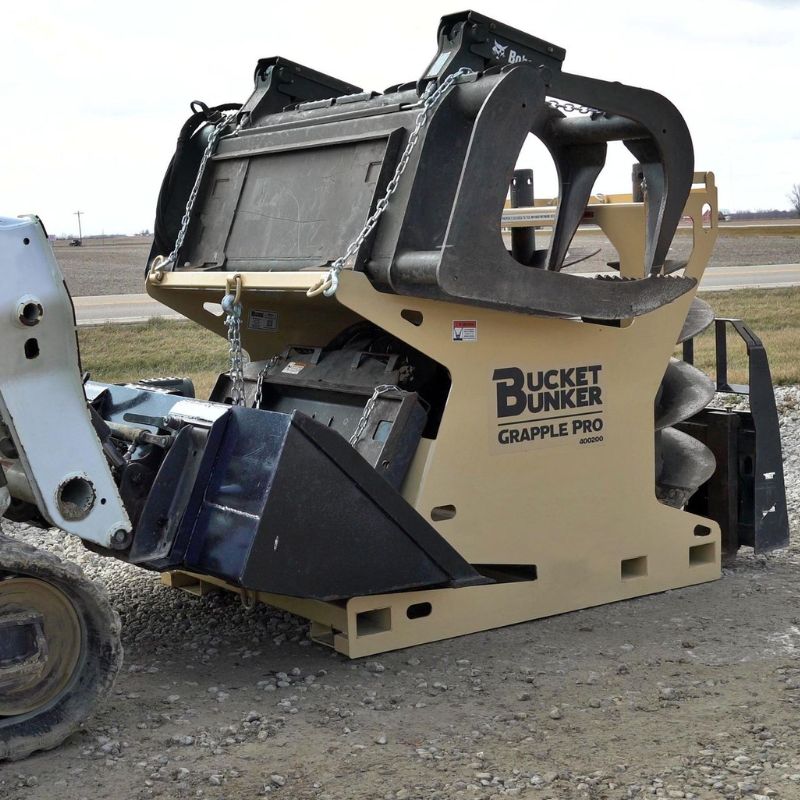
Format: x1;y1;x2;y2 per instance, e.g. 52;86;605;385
164;534;718;658
154;174;721;659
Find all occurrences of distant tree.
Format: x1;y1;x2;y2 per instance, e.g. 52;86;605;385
789;184;800;217
725;208;795;221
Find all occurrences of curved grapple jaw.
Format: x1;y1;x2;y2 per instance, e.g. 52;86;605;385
157;10;696;320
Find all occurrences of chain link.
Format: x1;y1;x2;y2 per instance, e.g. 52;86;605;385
150;111;238;278
546;98;601;115
349;385;406;447
307;68;474;299
222;290;246;407
150;93;593;283
149;107;245;400
253;355;280;409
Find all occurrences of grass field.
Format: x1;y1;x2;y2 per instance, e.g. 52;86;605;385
78;317;228;398
690;287;800;386
76;287;800;398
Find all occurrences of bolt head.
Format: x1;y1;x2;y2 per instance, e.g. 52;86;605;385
110;529;131;548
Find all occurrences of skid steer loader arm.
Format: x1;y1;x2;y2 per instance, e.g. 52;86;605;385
0;217;130;548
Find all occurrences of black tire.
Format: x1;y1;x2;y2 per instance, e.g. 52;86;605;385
0;531;123;761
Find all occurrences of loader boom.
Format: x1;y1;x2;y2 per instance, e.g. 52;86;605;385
0;217;130;548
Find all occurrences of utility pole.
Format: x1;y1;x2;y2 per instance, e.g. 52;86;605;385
74;211;85;244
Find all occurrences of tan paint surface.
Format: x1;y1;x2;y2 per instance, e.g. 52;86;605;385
155;174;722;657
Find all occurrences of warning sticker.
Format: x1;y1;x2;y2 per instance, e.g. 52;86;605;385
452;320;477;342
248;309;278;332
281;361;306;375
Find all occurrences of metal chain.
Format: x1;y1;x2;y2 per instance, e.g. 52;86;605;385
546;98;601;115
253;355;280;409
222;290;245;407
307;68;474;299
150;111;238;278
349;384;406;447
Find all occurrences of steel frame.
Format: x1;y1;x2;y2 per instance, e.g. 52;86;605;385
155;175;724;657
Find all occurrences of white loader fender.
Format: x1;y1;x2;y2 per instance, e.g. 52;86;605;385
0;216;130;547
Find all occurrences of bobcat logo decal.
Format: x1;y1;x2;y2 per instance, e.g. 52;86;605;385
492;40;508;59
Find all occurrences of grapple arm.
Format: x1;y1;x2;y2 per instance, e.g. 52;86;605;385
422;9;695;278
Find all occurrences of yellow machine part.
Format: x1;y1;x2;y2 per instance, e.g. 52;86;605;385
151;173;720;658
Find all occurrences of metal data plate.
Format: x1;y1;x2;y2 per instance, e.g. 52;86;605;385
0;216;130;546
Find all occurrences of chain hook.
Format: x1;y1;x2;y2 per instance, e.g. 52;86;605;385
306;272;336;298
148;254;168;283
225;273;243;306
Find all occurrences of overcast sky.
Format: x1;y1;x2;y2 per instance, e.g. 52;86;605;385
1;0;798;236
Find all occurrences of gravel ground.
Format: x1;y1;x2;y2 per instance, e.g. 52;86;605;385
1;388;799;799
53;232;798;297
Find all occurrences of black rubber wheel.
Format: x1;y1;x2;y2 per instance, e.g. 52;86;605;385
0;531;122;761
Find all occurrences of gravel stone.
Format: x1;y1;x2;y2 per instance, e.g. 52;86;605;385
3;384;800;800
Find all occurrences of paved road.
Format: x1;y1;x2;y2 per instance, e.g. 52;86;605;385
72;263;800;325
698;263;800;291
73;293;182;326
